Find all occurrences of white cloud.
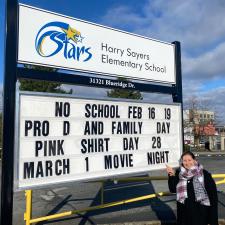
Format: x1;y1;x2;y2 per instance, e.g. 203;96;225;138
101;6;146;31
143;0;225;51
182;80;203;95
183;42;225;80
101;0;225;54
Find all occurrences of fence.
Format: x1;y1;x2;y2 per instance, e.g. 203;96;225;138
24;174;225;225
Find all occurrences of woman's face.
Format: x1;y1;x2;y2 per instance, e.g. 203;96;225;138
182;154;196;169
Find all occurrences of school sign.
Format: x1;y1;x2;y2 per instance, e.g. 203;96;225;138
13;4;183;190
18;4;175;84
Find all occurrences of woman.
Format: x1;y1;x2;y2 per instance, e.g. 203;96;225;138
166;151;218;225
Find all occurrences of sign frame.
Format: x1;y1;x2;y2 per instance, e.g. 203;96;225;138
14;91;183;192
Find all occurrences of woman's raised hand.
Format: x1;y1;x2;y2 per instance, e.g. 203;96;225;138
166;164;175;176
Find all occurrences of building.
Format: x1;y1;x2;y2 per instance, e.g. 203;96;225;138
184;110;214;123
215;126;225;151
183;109;216;149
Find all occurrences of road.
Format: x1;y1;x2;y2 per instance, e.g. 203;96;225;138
0;155;225;225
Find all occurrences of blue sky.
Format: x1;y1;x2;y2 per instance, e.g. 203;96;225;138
1;0;225;122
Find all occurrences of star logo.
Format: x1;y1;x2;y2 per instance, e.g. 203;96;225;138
62;25;82;43
76;34;84;43
35;21;92;61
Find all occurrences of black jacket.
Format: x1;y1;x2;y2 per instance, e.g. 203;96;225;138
168;169;218;225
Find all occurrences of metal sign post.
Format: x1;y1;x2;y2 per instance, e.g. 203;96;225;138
172;41;184;149
1;0;18;225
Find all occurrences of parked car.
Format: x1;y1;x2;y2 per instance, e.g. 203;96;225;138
199;141;205;147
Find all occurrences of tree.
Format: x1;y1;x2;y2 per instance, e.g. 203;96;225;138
184;96;216;149
19;65;72;94
107;77;143;100
19;79;72;94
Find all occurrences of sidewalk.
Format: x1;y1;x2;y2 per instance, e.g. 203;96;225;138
192;150;225;156
101;219;225;225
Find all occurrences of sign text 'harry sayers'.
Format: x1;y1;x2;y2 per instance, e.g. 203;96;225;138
16;94;182;190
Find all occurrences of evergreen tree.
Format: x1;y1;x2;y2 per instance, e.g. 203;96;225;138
20;65;72;94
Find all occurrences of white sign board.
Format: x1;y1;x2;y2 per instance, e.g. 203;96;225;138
15;94;183;190
18;4;176;84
